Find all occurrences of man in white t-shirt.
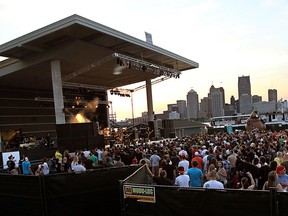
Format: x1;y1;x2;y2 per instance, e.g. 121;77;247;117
178;154;189;172
73;162;86;173
175;166;190;187
203;170;224;189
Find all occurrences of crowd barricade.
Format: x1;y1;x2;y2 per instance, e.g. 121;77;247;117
121;165;288;216
0;165;140;216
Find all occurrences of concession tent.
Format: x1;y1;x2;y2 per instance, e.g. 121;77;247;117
121;165;287;216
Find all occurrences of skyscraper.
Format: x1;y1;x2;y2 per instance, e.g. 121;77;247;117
187;89;199;119
268;89;277;102
210;86;225;117
238;75;252;114
177;100;187;119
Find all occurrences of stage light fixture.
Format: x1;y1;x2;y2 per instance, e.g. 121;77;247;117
112;52;181;79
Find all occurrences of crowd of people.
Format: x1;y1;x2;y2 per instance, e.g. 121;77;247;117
5;128;288;192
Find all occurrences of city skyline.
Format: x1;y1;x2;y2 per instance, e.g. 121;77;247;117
1;0;288;120
117;76;286;121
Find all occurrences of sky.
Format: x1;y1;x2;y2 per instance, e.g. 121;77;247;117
0;0;288;121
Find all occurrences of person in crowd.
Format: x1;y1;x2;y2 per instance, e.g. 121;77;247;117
270;160;278;171
203;170;224;189
84;155;94;170
217;161;228;186
162;158;176;184
103;156;114;167
150;150;161;177
62;156;71;172
227;149;237;175
240;171;255;190
73;161;86;173
89;150;98;167
178;146;188;158
22;157;33;175
191;152;203;171
281;153;288;174
131;155;138;164
18;155;26;174
187;160;203;187
55;149;62;163
276;165;288;190
258;156;271;190
35;157;49;175
96;148;103;162
175;166;189;187
47;157;58;174
262;171;283;192
41;157;49;175
139;153;151;168
178;154;189;172
274;151;283;166
63;149;72;164
7;155;17;175
202;150;210;173
114;155;125;167
147;168;173;186
71;155;79;172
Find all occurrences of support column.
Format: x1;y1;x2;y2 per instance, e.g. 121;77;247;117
105;90;111;129
146;79;154;122
51;60;65;124
146;79;159;140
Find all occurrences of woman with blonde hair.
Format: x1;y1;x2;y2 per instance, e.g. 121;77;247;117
262;171;283;192
205;164;216;182
274;151;283;166
71;155;79;172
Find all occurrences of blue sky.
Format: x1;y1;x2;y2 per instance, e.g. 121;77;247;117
1;0;288;120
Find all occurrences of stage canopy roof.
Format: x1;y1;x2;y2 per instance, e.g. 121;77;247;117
0;14;198;91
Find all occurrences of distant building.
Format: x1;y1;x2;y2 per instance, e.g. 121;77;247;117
252;95;262;104
200;97;210;118
238;75;252;114
210;85;225;117
177;100;187;119
187;89;199;119
169;111;180;119
268;89;277;102
253;101;276;113
167;104;178;112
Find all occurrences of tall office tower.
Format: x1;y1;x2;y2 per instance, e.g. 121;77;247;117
200;97;210;118
268;89;277;102
230;96;236;107
177;100;187;119
219;87;225;106
238;75;252;114
186;89;199;119
210;86;225;117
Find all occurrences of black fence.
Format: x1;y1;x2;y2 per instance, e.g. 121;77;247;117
0;165;139;216
121;165;288;216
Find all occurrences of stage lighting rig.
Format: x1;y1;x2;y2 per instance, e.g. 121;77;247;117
112;52;181;79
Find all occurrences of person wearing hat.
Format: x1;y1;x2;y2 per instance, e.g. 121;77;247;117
191;152;204;171
276;165;288;190
7;155;17;175
175;166;189;187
